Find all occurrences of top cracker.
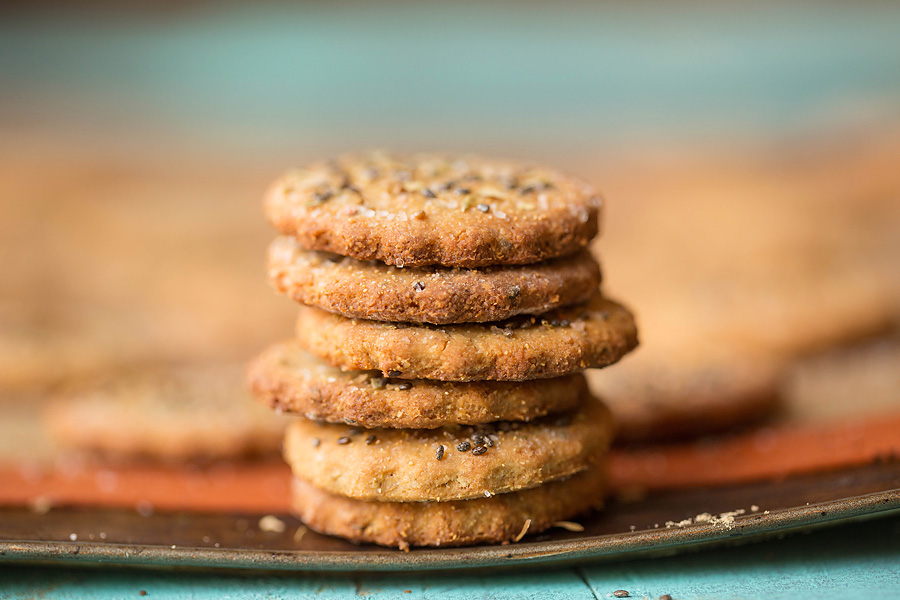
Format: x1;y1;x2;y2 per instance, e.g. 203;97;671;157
265;151;602;268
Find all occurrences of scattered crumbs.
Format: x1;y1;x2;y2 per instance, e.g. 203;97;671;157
214;543;220;548
69;533;77;541
659;595;673;600
99;532;107;540
629;525;636;532
751;505;760;512
664;519;693;528
139;591;148;597
259;515;286;533
553;521;585;532
514;519;532;542
202;536;211;543
293;525;309;543
763;510;770;515
404;591;411;594
171;545;176;549
613;590;630;598
675;509;746;530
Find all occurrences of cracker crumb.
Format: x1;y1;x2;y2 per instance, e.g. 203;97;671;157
259;515;286;533
28;496;53;515
293;525;309;543
514;519;532;542
553;521;585;532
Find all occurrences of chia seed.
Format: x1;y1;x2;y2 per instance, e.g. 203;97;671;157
472;445;487;456
337;436;351;445
456;441;471;452
435;445;445;460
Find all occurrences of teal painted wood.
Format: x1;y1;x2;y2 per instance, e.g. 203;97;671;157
579;514;900;600
2;515;900;599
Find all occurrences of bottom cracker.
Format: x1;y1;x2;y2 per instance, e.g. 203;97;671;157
291;466;607;550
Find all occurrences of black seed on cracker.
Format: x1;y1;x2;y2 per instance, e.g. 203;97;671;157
457;441;471;452
365;434;377;445
337;436;351;445
476;203;490;213
387;370;402;378
435;445;445;460
413;281;426;292
312;438;320;448
397;382;413;390
421;188;436;199
454;187;470;196
613;591;629;598
472;445;487;456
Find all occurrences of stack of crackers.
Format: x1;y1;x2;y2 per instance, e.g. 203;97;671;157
248;152;638;549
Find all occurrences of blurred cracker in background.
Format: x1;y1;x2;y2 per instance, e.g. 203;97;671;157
42;363;287;462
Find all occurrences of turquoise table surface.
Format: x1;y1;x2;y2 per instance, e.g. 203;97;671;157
3;513;899;599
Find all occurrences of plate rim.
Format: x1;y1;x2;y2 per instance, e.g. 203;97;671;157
2;487;899;572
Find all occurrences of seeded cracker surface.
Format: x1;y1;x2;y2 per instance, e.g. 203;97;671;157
267;236;602;324
291;465;607;549
282;396;613;502
247;341;586;428
295;292;638;381
264;151;602;267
